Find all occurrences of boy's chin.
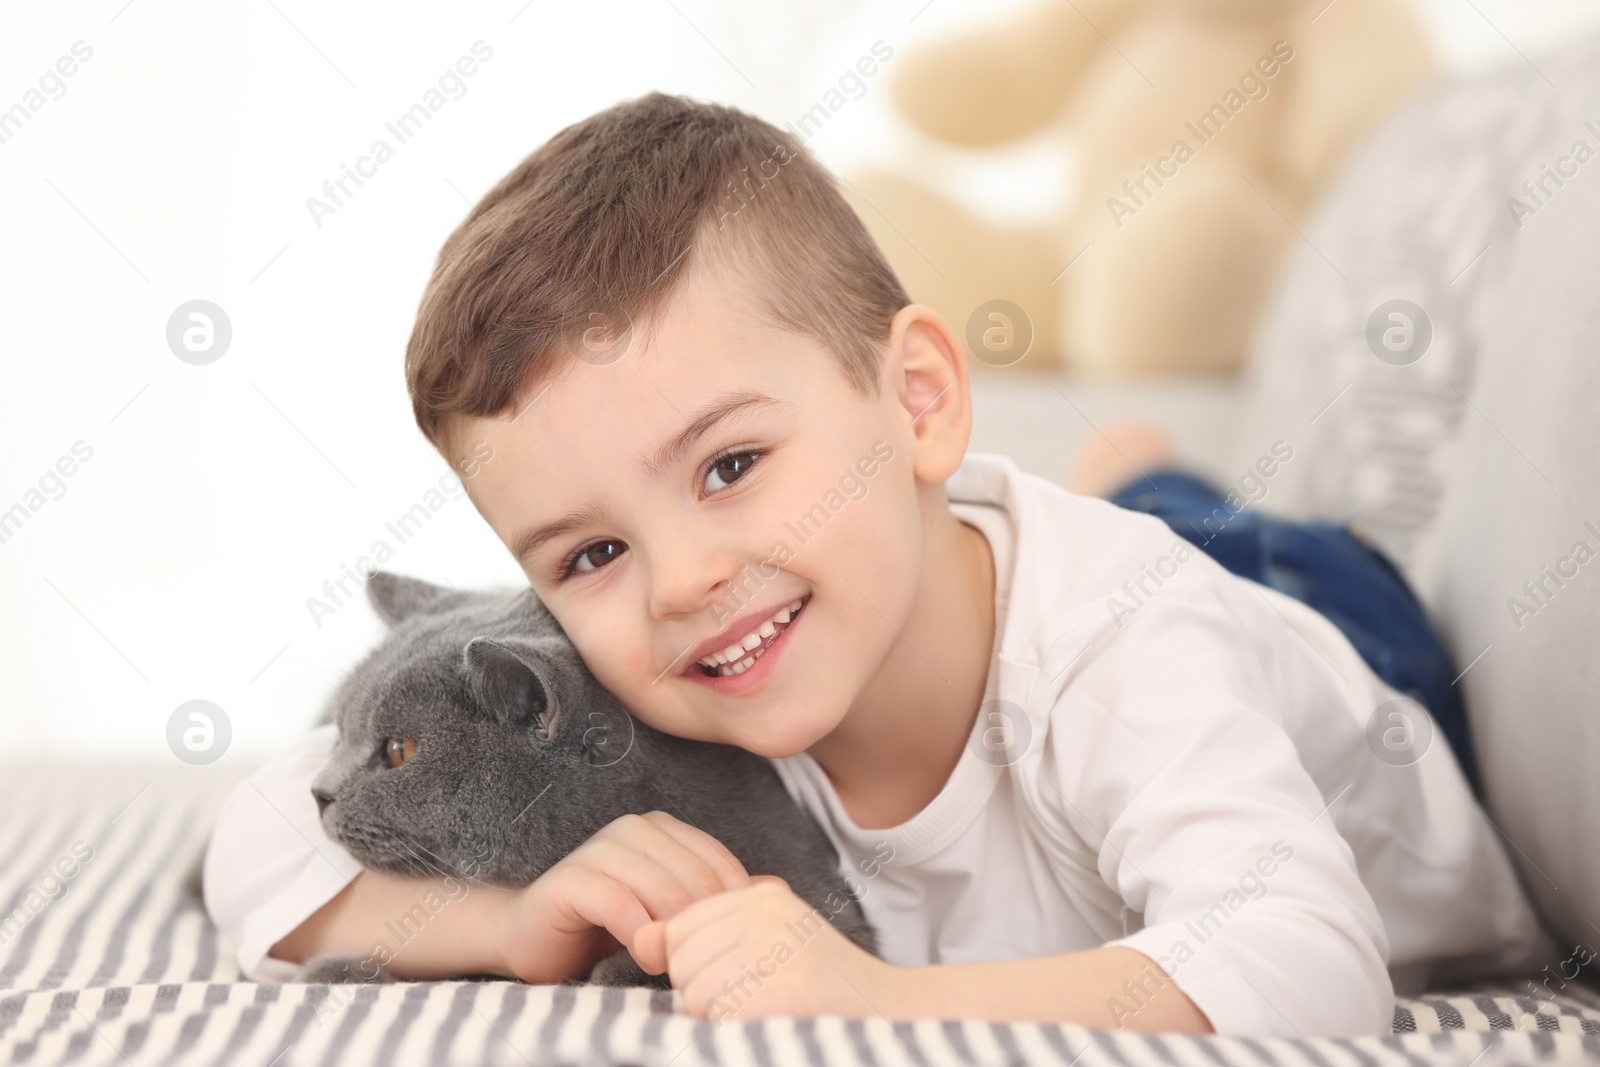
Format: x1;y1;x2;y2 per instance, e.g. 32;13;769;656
730;735;824;761
733;708;848;760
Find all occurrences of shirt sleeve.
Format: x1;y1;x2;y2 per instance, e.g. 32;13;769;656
202;723;363;981
1037;599;1394;1038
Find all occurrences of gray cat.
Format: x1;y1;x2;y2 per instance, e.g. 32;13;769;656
296;571;875;987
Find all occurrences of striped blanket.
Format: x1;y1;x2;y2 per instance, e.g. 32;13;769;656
3;764;1598;1066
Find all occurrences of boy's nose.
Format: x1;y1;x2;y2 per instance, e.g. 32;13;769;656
311;787;334;815
646;536;748;619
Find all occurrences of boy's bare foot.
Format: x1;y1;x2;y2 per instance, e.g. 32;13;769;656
1065;421;1179;498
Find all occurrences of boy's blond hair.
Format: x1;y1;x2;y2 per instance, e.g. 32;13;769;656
404;92;911;454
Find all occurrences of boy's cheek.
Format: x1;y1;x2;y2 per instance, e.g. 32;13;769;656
593;642;652;691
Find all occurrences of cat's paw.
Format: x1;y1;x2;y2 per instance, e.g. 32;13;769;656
294;953;395;984
587;949;671;989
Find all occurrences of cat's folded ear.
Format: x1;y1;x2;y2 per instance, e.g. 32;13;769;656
367;572;466;627
463;637;560;741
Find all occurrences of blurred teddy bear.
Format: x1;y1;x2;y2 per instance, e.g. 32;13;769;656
845;0;1433;374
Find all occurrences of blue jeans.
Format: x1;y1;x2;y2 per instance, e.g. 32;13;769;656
1109;469;1483;798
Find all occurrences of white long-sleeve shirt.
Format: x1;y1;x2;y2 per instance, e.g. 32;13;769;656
203;452;1556;1036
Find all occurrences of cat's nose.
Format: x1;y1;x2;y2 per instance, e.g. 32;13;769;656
311;787;334;815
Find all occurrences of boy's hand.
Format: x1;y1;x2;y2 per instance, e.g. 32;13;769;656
635;878;902;1023
496;811;754;985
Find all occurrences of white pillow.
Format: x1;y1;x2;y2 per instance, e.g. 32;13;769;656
1426;143;1600;959
1228;34;1600;603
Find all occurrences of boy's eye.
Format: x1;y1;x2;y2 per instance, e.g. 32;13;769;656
704;450;761;493
383;737;417;768
566;539;627;577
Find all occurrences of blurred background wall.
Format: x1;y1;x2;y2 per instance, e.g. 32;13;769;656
2;0;1598;763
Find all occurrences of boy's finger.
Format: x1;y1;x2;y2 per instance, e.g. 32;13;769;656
611;821;744;905
750;874;789;890
658;883;769;955
631;920;668;974
594;814;737;900
560;867;656;963
580;845;695;919
638;811;752;893
658;917;745;984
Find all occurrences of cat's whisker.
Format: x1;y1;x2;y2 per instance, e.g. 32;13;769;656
389;829;504;892
392;837;452;880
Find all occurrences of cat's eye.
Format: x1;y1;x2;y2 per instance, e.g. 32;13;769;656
384;736;418;768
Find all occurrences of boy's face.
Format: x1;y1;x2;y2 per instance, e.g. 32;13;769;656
454;260;936;758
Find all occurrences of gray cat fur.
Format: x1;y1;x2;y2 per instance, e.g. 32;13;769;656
296;571;876;988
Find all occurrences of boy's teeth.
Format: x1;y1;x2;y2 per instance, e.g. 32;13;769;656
694;595;808;672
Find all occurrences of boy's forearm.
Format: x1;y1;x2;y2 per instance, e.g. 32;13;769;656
885;947;1212;1032
269;870;516;980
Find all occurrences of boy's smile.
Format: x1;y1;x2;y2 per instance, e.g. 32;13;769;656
453;251;993;822
682;592;809;685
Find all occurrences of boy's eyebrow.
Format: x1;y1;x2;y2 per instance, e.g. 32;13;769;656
510;391;782;564
512;502;609;564
644;390;782;477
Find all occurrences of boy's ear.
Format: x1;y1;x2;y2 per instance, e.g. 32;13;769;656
366;571;464;627
462;637;560;741
884;304;974;483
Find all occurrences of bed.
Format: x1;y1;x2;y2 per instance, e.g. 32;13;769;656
3;765;1597;1066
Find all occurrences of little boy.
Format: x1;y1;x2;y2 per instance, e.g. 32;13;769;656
203;93;1554;1037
